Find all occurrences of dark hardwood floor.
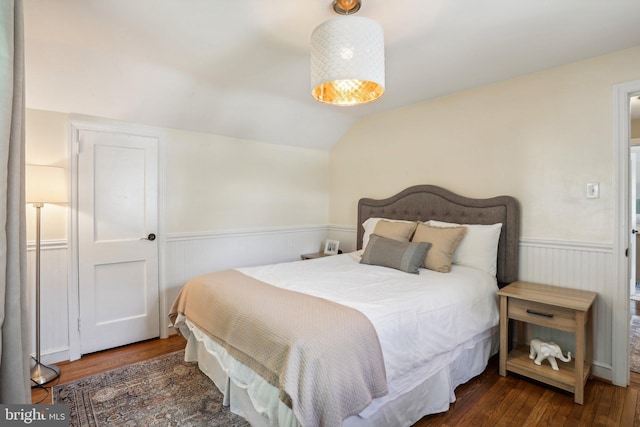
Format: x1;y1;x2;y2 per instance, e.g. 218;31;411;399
414;356;639;427
33;307;640;426
31;334;187;405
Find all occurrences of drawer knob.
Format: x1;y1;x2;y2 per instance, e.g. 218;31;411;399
526;309;554;318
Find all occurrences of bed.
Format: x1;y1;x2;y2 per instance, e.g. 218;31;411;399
169;185;520;427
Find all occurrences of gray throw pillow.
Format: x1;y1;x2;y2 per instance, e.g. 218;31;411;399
360;234;432;274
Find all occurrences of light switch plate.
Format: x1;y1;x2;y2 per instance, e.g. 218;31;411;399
586;182;600;199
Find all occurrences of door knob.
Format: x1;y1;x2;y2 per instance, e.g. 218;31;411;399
141;233;156;241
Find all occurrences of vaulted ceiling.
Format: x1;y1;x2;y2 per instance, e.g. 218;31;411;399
24;0;640;150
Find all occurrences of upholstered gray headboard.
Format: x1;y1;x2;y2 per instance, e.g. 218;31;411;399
357;185;520;287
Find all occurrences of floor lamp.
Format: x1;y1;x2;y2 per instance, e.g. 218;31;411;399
26;165;67;386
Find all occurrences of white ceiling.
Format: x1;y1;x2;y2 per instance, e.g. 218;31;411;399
23;0;640;150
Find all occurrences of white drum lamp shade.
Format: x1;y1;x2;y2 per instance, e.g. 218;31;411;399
26;165;67;204
311;16;385;106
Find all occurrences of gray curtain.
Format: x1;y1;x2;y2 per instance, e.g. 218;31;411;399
0;0;31;403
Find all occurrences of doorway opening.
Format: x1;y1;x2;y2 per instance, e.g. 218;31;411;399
613;80;640;387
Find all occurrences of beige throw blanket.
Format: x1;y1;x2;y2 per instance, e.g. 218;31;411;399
169;270;388;427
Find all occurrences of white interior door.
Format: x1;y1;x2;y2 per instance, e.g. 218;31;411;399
78;129;159;354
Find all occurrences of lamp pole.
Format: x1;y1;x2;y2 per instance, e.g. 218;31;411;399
26;164;67;386
30;202;60;386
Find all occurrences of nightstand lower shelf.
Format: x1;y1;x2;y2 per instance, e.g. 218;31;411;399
505;346;591;395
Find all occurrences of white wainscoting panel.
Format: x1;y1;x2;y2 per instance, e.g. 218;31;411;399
27;241;69;365
327;225;358;253
518;238;614;380
31;226;329;363
29;230;617;381
164;225;329;318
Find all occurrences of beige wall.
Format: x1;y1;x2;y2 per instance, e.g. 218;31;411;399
25;109;330;240
633;118;640;139
330;46;640;244
25;109;69;241
165;128;329;233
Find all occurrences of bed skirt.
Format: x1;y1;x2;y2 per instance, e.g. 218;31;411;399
175;314;498;427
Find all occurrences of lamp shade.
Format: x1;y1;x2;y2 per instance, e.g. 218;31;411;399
26;165;68;204
311;16;385;106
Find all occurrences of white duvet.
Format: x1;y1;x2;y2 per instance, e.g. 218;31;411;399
236;251;500;416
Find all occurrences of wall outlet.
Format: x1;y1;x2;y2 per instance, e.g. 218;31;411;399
587;182;600;199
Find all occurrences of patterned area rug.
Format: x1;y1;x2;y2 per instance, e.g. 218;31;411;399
631;316;640;373
53;350;250;427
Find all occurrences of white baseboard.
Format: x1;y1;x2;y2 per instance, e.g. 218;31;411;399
592;361;613;382
34;347;70;365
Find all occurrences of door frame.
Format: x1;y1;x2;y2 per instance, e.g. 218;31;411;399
630;147;639;299
67;119;167;361
613;80;640;386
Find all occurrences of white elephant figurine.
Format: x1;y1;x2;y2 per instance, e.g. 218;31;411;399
529;338;572;370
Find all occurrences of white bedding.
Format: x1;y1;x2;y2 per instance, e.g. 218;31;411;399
173;251;500;426
234;251;500;417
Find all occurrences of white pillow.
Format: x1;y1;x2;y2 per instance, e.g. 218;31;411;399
427;220;503;277
361;218;416;251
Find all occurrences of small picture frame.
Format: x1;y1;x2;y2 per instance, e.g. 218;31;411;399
324;239;340;255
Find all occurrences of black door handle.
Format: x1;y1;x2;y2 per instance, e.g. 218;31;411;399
141;233;156;241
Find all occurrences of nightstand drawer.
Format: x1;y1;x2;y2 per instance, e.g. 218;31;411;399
508;298;576;332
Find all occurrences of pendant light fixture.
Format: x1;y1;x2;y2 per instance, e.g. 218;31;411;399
311;0;385;106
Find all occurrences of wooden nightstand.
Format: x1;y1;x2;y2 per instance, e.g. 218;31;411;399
300;252;332;260
497;281;596;404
